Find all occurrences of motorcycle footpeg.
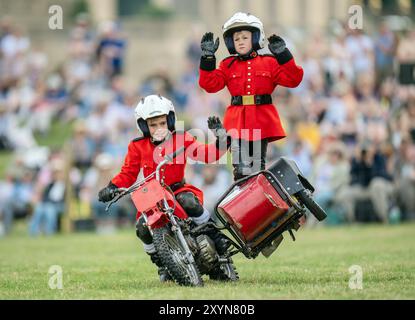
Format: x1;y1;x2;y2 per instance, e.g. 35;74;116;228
218;257;233;264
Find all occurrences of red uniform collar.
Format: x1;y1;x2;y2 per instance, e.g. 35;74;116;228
228;50;258;68
238;50;258;61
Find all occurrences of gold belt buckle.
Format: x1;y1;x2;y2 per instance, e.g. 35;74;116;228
242;95;255;105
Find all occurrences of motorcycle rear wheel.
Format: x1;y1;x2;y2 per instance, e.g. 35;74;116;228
153;226;203;287
209;260;239;282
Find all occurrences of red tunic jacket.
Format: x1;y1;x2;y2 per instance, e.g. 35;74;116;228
199;54;304;142
111;131;227;205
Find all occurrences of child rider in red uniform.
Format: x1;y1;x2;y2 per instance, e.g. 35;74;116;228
199;12;304;181
98;95;233;282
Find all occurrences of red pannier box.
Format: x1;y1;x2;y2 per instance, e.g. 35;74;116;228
217;173;289;243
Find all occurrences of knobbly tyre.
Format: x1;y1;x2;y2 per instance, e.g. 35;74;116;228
105;146;238;287
214;157;327;259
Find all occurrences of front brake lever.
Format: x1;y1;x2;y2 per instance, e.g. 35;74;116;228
105;188;129;212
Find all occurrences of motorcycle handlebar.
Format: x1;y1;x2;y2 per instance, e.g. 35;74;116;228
106;146;186;212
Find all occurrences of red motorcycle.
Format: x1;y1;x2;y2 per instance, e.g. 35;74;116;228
106;147;237;287
106;148;327;286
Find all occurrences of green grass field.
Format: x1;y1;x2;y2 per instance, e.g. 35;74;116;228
0;222;414;300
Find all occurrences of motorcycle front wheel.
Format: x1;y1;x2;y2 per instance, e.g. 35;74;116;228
153;226;203;287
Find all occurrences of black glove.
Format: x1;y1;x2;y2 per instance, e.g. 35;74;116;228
201;32;219;57
267;34;293;65
208;116;228;146
268;34;286;55
98;182;118;203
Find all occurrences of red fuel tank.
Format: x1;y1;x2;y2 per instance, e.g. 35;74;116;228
217;173;289;243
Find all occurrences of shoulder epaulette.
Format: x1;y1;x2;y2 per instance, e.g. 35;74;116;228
221;55;237;63
260;54;277;58
132;136;146;142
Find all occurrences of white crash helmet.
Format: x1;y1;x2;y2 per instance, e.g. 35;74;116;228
134;94;176;137
222;12;266;54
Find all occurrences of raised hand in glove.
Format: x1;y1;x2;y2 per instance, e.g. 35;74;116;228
268;34;287;55
98;182;118;203
268;34;293;64
201;32;220;57
208;116;228;145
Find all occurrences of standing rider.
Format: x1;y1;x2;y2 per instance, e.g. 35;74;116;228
199;12;304;180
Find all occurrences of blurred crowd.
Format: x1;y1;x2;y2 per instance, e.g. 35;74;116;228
0;14;414;237
276;20;415;225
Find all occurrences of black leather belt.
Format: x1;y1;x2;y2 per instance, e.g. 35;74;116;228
231;94;272;106
169;179;185;192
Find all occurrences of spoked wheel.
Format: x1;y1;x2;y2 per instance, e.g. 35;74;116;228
153;227;203;287
296;189;327;221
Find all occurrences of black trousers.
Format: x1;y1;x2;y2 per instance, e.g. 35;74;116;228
231;138;268;181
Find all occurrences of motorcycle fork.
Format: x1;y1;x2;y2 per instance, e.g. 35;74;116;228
163;200;196;266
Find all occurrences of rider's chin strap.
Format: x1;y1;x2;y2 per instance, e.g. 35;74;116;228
192;208;211;225
151;131;174;146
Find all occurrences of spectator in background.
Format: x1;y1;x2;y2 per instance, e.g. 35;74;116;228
96;21;126;78
309;142;350;226
1;160;34;234
84;90;114;147
337;144;394;223
0;25;30;81
0;16;12;40
0;102;13;150
396;29;415;64
0;172;16;235
322;81;349;130
345;28;374;79
394;134;415;221
82;153;122;234
0;25;30;59
44;73;69;119
284;135;313;178
139;69;187;109
338;107;359;149
324;27;354;84
374;21;397;90
186;24;203;68
184;86;224;131
29;159;66;236
28;73;68;137
65;21;94;91
70;120;96;170
190;165;232;214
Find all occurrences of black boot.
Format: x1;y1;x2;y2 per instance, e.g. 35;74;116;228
148;252;172;282
232;163;251;181
205;227;232;255
232;139;268;181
